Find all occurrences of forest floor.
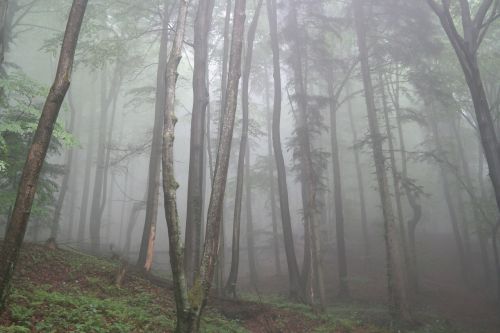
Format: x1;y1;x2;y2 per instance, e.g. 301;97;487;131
0;243;496;332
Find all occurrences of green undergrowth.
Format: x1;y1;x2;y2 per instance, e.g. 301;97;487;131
3;245;247;333
241;293;467;333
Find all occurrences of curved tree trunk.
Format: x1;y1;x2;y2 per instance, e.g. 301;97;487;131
225;0;262;297
0;0;87;311
266;0;303;300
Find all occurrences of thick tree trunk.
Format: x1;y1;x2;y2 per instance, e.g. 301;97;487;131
327;76;349;298
0;0;87;311
184;0;215;286
137;1;171;271
225;0;262;297
353;0;410;321
267;0;302;300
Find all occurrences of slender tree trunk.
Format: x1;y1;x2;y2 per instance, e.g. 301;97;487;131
427;105;470;287
245;144;259;288
215;0;232;297
49;92;77;243
0;0;87;311
451;118;491;283
353;0;410;321
89;67;121;252
492;220;500;302
225;0;262;297
184;0;215;286
380;75;409;276
137;1;171;271
327;76;349;298
124;196;146;257
347;92;370;263
0;0;8;67
266;0;303;300
77;97;95;246
265;68;281;276
288;0;323;309
390;72;422;293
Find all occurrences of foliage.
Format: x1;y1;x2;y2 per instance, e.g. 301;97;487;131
0;71;74;222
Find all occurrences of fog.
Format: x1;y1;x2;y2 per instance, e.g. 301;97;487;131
1;0;499;332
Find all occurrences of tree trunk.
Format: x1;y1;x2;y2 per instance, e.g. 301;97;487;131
353;0;410;321
225;0;262;298
89;67;121;252
245;143;259;288
184;0;215;286
77;94;96;246
288;0;323;309
347;91;370;263
214;0;232;297
49;92;76;243
327;75;349;298
266;0;302;300
137;1;171;271
0;0;8;67
0;0;87;311
451;118;491;284
426;0;500;240
265;67;281;276
390;72;422;293
379;74;409;279
427;105;470;287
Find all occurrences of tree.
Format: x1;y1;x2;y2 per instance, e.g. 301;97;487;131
184;0;215;285
266;0;303;300
162;0;247;330
425;0;500;220
225;0;262;297
352;0;411;321
0;0;88;311
137;0;171;272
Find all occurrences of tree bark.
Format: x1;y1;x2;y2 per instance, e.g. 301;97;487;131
267;0;302;300
0;0;87;311
184;0;215;286
245;143;259;288
137;1;171;272
353;0;411;321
